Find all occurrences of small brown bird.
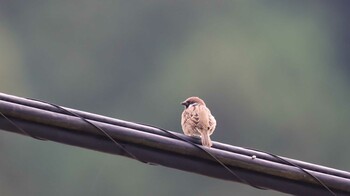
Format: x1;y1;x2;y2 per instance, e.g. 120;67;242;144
181;96;216;147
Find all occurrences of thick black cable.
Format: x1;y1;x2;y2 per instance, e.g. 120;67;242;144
0;97;341;195
0;93;347;181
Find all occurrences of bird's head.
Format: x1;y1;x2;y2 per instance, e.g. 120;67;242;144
181;96;206;109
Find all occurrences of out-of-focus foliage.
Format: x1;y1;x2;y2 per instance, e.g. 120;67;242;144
0;1;349;196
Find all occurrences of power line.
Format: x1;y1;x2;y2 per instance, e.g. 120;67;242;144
0;92;349;195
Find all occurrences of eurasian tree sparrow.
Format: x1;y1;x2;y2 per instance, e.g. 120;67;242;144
181;97;216;147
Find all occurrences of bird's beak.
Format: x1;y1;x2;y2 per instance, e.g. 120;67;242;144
181;101;187;106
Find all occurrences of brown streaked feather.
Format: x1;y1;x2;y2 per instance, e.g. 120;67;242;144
181;96;216;147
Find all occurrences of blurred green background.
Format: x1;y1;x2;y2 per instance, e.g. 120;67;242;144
1;1;350;195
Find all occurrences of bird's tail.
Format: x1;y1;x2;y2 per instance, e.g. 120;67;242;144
201;133;212;147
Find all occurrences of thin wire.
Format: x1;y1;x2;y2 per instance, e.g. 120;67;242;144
27;99;153;165
245;147;336;196
138;123;335;195
0;112;46;141
137;123;266;190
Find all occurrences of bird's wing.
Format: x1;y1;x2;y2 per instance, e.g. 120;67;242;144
196;105;211;130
